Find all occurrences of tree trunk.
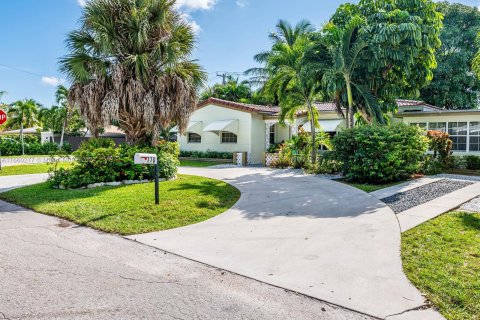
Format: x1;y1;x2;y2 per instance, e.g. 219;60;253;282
307;101;316;164
346;79;354;128
60;119;66;149
20;123;25;156
345;107;350;129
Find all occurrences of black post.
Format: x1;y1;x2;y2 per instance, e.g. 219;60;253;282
154;163;159;205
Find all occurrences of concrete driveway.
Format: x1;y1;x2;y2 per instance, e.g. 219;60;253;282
129;167;443;320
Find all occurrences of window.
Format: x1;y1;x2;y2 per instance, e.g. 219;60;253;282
221;132;237;143
269;125;275;144
470;122;480;152
448;122;468;152
428;122;447;132
188;133;201;143
410;123;427;129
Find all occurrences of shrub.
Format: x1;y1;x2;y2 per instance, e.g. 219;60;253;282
465;155;480;170
426;130;452;167
78;138;116;151
270;146;292;168
179;150;233;159
49;142;179;189
304;151;342;175
332;124;429;183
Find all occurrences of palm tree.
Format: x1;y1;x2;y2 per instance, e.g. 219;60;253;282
59;0;206;145
321;18;384;127
253;20;323;163
7;99;40;155
202;75;252;102
55;85;70;148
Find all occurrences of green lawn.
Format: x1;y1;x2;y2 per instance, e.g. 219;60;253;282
179;159;220;167
402;211;480;320
0;162;72;176
339;180;406;193
0;174;240;235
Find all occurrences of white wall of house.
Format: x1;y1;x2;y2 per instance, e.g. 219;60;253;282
178;104;257;162
251;114;267;164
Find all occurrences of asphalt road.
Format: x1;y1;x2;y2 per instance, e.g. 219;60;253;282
0;200;373;320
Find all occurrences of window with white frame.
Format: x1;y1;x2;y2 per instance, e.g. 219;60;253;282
470;122;480;152
448;122;468;152
221;132;237;143
428;122;447;132
187;133;201;143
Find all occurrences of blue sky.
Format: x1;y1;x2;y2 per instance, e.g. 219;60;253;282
0;0;478;107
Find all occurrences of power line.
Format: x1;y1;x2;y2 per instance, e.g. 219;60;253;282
0;63;45;78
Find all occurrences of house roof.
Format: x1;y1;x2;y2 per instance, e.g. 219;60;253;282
197;97;445;116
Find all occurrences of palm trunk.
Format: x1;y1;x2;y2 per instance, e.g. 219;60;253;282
20;123;25;156
345;107;350;129
307;100;316;164
346;79;354;128
60;119;66;149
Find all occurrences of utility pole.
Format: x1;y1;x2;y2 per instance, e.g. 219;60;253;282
216;72;227;85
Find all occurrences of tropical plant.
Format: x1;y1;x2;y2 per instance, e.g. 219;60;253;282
330;0;443;114
55;85;71;147
39;105;66;134
7;99;41;155
422;2;480;109
320;16;383;127
249;20;325;163
59;0;206;145
201;75;252;102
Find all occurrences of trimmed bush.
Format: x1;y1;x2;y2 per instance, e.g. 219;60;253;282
179;150;232;159
0;140;64;156
49;139;179;189
465;155;480;170
332;125;429;183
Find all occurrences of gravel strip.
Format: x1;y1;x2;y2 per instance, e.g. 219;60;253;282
381;179;474;214
460;196;480;212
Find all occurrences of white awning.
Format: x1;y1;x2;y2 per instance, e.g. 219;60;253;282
170;121;203;135
301;120;342;133
203;120;239;135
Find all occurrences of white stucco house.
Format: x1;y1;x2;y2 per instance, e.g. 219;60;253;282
174;97;480;165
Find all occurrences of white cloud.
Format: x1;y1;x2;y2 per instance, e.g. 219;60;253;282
180;13;202;34
175;0;217;11
236;0;248;7
41;77;65;87
77;0;87;7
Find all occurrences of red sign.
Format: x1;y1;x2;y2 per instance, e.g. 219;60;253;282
0;110;6;125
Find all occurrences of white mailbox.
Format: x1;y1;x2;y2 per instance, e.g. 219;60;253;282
134;153;157;165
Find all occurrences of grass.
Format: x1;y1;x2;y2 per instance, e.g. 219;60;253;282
402;211;480;320
179;159;219;167
339;179;406;193
0;162;72;176
0;174;240;235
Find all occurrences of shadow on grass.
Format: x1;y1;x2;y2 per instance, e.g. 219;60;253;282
461;212;480;231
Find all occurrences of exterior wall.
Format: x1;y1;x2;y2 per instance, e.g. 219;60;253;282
399;113;480;155
178;104;253;158
251;114;267;164
275;124;290;143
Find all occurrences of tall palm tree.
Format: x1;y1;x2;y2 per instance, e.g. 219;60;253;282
202;75;252;102
321;18;384;127
55;85;70;148
7;99;40;155
59;0;206;145
253;20;323;163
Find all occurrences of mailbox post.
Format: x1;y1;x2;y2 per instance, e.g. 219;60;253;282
134;153;159;205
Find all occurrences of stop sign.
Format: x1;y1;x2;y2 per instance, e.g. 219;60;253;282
0;109;6;125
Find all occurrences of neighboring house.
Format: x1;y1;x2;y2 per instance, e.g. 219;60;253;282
175;98;480;165
0;127;41;135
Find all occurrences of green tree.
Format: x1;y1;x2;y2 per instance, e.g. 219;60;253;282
330;0;443;115
7;99;40;155
422;2;480;109
253;20;322;163
59;0;206;145
201;76;253;102
320;16;383;128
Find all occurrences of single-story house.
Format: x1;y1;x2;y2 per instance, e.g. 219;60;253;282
175;97;480;165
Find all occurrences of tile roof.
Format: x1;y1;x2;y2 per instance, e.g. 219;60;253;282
197;97;445;115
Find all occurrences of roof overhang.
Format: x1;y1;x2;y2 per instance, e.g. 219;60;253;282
395;109;480;118
203;119;239;135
